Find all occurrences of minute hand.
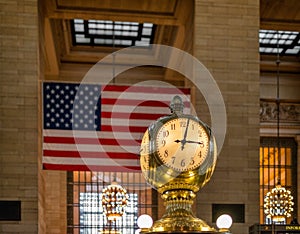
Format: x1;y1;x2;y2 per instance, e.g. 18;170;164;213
185;140;204;146
181;118;190;150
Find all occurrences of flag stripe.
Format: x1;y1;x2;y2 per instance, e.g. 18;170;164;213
43;164;140;172
44;136;141;146
102;85;191;94
101;98;190;108
43;129;143;139
101;111;165;120
42;82;190;172
43;150;138;159
43;143;139;153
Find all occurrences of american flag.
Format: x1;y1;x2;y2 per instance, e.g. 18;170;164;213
42;82;190;172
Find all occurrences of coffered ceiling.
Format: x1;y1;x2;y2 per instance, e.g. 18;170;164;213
41;0;300;81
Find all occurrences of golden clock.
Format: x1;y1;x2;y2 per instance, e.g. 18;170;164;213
140;129;150;179
139;95;218;233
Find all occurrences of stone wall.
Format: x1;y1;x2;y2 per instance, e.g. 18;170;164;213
194;0;260;233
0;0;39;233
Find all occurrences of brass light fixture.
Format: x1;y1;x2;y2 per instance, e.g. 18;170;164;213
101;181;129;221
264;179;294;223
263;31;294;224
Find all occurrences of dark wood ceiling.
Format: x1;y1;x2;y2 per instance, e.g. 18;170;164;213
41;0;300;80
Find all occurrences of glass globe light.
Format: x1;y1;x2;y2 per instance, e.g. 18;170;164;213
216;214;233;233
137;214;153;230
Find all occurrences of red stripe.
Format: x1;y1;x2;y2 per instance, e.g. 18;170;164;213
44;136;141;145
101;111;165;120
43;163;140;172
102;99;170;107
101;125;148;132
102;85;190;94
43;150;139;159
102;99;190;108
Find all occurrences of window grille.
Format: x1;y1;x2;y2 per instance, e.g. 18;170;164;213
67;171;157;234
259;137;297;224
259;30;300;56
71;19;156;47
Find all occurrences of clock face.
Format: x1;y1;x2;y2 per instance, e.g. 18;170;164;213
155;117;209;172
140;129;150;173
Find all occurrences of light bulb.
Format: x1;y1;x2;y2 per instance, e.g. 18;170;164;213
137;214;153;229
216;214;233;232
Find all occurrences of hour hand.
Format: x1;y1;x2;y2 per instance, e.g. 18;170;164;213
174;139;187;150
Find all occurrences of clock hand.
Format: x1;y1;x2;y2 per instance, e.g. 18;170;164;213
185;140;204;145
181;118;190;150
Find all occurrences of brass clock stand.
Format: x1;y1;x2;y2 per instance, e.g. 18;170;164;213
140;96;226;234
147;190;217;233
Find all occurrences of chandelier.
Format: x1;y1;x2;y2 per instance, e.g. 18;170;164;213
101;181;129;221
263;31;294;225
264;180;294;223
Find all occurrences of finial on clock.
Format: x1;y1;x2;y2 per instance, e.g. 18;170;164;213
170;95;184;114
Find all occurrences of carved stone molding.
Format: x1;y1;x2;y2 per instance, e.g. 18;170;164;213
260;101;300;123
